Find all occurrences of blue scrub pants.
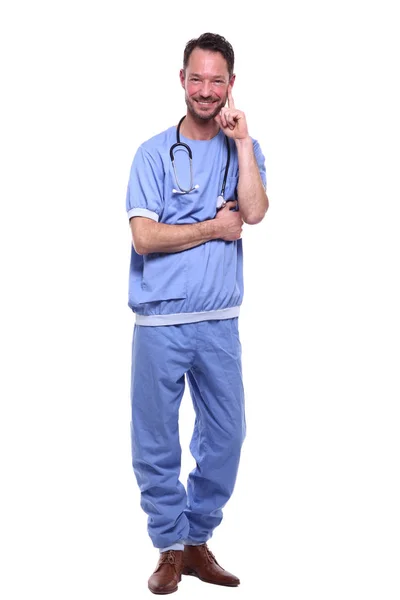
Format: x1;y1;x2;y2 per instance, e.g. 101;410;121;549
130;318;246;549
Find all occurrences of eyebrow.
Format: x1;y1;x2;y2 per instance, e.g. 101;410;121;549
189;73;227;79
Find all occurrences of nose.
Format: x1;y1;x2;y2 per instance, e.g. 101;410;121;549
199;80;211;98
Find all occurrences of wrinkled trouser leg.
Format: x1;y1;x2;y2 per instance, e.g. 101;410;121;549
184;318;246;544
130;324;192;548
130;318;246;548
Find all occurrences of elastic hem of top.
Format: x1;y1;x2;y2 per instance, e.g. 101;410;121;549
135;306;240;326
127;207;159;222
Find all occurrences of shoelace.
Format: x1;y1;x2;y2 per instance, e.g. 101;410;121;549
159;550;178;565
203;544;218;564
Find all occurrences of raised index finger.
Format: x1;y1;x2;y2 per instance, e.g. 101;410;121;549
227;87;235;109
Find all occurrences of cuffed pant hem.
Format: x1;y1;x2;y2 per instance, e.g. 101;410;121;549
182;540;206;546
159;542;185;552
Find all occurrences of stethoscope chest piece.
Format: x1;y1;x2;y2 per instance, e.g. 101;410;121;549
216;195;226;209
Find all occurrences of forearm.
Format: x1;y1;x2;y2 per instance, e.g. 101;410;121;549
235;137;269;225
136;219;220;254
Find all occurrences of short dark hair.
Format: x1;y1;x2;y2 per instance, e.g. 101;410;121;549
183;33;235;77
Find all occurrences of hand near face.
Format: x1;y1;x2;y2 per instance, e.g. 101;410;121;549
214;87;249;140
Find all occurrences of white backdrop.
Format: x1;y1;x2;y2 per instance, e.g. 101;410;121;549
1;1;399;598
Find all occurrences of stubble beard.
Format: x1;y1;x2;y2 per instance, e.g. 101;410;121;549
185;95;225;122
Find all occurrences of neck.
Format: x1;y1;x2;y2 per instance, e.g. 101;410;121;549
179;112;220;140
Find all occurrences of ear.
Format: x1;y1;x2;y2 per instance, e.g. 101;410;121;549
179;69;185;89
228;74;236;90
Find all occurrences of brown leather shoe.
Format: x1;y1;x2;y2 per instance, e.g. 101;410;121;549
182;543;240;587
148;550;183;595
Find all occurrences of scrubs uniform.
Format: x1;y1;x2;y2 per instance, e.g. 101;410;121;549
126;125;266;549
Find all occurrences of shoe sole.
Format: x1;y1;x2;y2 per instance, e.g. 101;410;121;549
148;586;178;595
182;568;239;587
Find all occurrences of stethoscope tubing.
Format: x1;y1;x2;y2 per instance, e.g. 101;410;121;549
170;115;231;197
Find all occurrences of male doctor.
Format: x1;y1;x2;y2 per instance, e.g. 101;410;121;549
126;32;268;595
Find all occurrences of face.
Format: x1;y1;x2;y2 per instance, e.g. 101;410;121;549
180;48;235;121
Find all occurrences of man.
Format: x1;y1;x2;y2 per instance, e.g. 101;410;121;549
126;32;268;595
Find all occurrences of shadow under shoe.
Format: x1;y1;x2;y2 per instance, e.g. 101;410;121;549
148;550;184;595
182;543;240;587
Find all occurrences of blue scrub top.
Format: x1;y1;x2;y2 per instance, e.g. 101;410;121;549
126;125;266;326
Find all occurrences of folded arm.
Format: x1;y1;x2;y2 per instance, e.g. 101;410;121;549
130;217;220;255
130;203;243;255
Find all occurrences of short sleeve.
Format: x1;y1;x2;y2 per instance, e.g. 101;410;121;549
126;146;164;222
252;139;267;190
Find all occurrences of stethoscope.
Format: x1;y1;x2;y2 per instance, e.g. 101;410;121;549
170;115;231;209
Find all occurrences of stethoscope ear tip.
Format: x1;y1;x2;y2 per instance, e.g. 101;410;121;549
172;185;200;195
